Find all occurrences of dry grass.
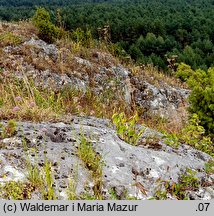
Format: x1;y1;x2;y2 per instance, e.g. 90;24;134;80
141;107;188;135
0;75;130;123
0;77;59;122
128;63;188;89
0;20;37;40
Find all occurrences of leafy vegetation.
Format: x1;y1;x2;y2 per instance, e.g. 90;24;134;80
0;133;104;200
0;181;34;200
181;114;213;157
162;114;213;157
205;160;214;174
187;68;214;137
162;132;180;148
112;112;145;145
175;63;214;139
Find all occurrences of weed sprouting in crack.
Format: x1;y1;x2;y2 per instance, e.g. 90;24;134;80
66;164;79;200
77;134;104;199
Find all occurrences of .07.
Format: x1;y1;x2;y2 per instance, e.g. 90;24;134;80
196;203;210;212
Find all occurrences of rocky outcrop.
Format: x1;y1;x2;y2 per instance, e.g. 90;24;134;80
130;77;190;118
1;37;189;119
0;117;213;200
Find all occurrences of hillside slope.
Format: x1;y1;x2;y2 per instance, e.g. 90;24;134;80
0;21;213;200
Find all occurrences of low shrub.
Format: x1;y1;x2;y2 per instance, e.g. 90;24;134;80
32;7;65;43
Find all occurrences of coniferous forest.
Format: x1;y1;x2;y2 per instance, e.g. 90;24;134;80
0;0;214;71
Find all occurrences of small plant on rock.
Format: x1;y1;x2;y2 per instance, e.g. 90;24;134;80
0;120;17;139
78;135;104;199
67;164;80;200
112;112;144;145
162;132;180;148
0;181;34;200
41;160;56;200
22;137;56;200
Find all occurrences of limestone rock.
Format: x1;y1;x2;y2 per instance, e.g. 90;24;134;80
0;117;213;200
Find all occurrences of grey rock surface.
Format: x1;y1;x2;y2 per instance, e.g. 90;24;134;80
130;77;190;118
24;38;58;61
0;117;213;200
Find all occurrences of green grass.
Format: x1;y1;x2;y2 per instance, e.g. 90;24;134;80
77;135;104;199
